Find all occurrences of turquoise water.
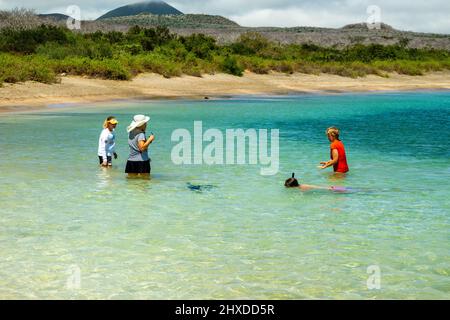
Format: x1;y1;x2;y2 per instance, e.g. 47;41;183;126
0;92;449;299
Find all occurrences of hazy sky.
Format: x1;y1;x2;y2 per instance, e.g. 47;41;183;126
0;0;449;33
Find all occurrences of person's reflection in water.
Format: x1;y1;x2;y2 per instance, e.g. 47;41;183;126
95;166;112;192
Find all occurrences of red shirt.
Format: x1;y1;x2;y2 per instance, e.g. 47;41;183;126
330;140;349;173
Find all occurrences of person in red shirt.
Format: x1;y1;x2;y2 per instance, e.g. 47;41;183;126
319;127;349;173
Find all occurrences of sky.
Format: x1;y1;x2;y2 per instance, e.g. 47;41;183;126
0;0;449;34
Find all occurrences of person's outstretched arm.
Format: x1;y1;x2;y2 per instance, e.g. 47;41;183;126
319;149;339;169
300;184;331;191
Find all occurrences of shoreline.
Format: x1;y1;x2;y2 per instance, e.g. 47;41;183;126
1;71;450;114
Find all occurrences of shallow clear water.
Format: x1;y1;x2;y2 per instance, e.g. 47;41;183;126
0;92;449;299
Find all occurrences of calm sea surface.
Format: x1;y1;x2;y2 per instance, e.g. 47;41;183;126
0;92;449;299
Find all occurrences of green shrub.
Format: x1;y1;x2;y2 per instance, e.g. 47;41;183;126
104;31;125;44
373;60;425;75
52;57;131;80
0;25;70;54
0;54;56;84
320;63;357;78
240;56;271;74
230;32;271;56
180;33;217;60
123;43;143;55
271;61;295;74
220;55;244;76
36;42;74;59
135;53;183;78
138;26;176;51
89;59;131;80
36;39;114;59
393;61;424;75
294;61;321;75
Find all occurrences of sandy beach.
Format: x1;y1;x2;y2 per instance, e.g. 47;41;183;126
1;71;449;113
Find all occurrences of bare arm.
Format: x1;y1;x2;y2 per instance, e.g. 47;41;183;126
319;149;339;169
300;184;331;191
138;134;155;152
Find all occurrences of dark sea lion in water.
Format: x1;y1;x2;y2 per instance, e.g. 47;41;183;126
187;182;215;192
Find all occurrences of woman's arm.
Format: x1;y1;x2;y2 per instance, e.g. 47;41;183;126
138;134;155;152
300;184;331;190
319;149;339;169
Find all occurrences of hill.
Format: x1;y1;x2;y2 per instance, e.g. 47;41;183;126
341;22;395;31
99;13;240;29
38;13;71;21
97;1;183;20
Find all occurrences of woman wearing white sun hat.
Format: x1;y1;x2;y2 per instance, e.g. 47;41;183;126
125;114;155;177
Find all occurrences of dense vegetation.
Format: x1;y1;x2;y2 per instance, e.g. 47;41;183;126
0;24;449;85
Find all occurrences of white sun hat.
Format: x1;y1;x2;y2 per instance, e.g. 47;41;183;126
127;114;150;133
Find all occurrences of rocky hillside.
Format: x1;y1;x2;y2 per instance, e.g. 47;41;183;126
37;13;71;21
99;13;239;29
1;9;449;50
171;24;450;50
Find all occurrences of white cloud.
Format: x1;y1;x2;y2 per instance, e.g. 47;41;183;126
230;7;360;28
171;0;297;15
381;11;450;34
174;0;450;33
0;0;122;18
44;5;108;20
